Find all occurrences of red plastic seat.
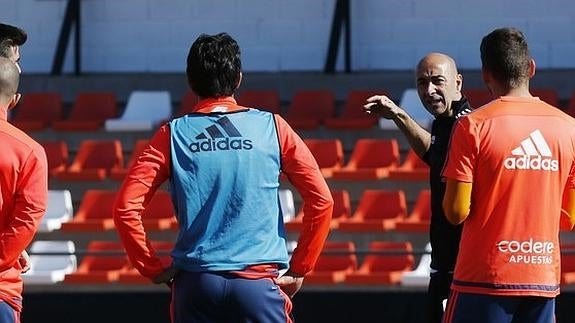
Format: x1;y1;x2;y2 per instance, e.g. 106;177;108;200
11;92;63;131
285;90;335;129
39;140;69;177
109;139;150;181
285;190;351;232
336;190;407;232
63;241;128;284
305;241;358;284
464;88;493;108
394;189;431;233
237;90;281;114
52;92;118;131
303;138;344;178
387;149;429;181
118;241;174;284
345;241;414;285
54;140;124;181
175;91;200;117
331;139;400;180
325;90;382;129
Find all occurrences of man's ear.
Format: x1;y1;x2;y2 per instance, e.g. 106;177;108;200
8;93;21;110
456;73;463;92
528;58;536;79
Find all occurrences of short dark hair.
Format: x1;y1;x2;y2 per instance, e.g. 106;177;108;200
480;27;531;89
186;33;241;98
0;23;27;58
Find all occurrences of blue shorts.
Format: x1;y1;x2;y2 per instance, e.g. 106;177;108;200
0;301;19;323
443;290;555;323
170;271;293;323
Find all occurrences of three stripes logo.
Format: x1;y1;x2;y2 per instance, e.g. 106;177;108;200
504;129;558;171
189;116;253;152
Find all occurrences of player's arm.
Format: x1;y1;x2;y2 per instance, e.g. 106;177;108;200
0;147;47;271
113;125;171;280
443;179;472;225
561;188;575;231
364;95;431;158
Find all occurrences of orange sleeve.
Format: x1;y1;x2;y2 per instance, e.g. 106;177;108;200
113;125;171;279
0;145;47;271
275;115;333;275
442;117;477;183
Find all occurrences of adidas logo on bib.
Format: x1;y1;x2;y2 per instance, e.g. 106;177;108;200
189;116;253;152
504;129;558;171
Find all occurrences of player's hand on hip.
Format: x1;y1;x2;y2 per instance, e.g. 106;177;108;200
19;250;31;273
153;265;178;285
276;270;304;298
363;95;401;119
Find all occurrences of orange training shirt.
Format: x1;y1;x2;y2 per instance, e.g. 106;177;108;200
442;96;575;297
0;119;48;311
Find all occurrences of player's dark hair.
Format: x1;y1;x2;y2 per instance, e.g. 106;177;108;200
0;24;27;58
480;27;531;89
186;33;241;98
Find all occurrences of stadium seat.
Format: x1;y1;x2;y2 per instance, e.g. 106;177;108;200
324;90;382;129
345;241;414;285
23;240;77;285
394;189;431;233
39;190;74;232
54;140;124;181
387;149;429;181
379;89;432;130
279;189;296;223
109;139;149;181
336;190;407;232
105;91;172;131
303;138;344;178
60;189;175;232
11;92;63;131
64;241;127;284
52;92;118;131
401;242;432;287
285;190;351;232
285;90;335;129
331;139;400;180
561;243;575;284
237;89;281;114
464;88;493;107
118;241;174;284
39;140;69;177
176;90;200;117
532;88;559;107
305;241;358;284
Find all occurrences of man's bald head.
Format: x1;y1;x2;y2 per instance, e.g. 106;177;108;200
0;57;19;102
415;52;463;117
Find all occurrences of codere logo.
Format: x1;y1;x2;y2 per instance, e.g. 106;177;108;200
504;129;558;171
189;116;253;152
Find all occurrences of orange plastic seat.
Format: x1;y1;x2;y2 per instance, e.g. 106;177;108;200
237;90;281;114
60;189;175;232
464;88;493;108
175;91;200;117
336;190;407;232
331;139;400;180
387;149;429;181
303;138;344;178
285;90;335;129
394;189;431;233
325;90;382;129
11;92;63;131
118;241;174;284
305;241;358;284
52;92;118;131
109;139;150;181
39;140;69;177
54;140;124;181
285;190;351;232
63;241;128;284
345;241;414;285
